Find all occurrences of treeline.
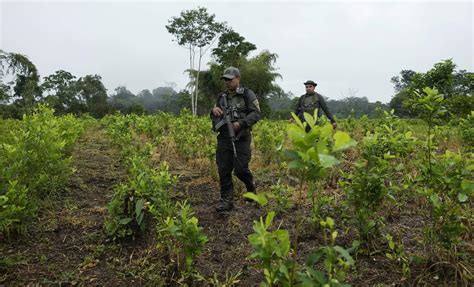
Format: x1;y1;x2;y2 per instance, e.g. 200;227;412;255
0;48;388;120
389;59;473;118
1;52;471;120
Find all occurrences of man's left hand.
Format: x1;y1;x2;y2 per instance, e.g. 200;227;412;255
332;122;337;130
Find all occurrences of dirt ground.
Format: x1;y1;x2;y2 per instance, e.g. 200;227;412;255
1;126;471;286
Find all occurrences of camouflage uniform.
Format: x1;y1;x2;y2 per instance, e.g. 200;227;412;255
295;92;336;132
211;86;261;211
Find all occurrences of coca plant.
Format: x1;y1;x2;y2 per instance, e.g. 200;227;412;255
285;110;356;225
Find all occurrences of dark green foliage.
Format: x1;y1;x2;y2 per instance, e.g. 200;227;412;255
0;50;41;116
459;111;474;150
211;29;257;67
75;75;109;118
42;70;78;114
390;59;473;118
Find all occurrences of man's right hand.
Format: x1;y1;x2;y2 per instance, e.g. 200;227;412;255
212;106;223;117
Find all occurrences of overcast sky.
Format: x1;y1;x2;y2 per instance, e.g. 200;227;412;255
1;0;472;103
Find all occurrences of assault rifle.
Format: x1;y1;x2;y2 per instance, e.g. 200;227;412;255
213;94;238;157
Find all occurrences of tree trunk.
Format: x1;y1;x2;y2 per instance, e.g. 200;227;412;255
194;48;203;116
189;46;195;115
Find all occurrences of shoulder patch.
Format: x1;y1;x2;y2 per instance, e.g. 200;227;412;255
252;99;260;112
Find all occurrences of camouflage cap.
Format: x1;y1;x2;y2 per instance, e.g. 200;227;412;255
222;67;241;80
304;80;317;86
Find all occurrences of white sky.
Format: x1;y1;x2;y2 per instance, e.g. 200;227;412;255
1;0;473;103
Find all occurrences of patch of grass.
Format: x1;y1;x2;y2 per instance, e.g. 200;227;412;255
0;256;23;270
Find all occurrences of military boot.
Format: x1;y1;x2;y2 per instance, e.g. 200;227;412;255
216;200;234;212
217;188;234;212
246;181;256;193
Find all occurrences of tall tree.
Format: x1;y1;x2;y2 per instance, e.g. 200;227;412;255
390;70;416;93
0;50;41;116
109;86;140;114
41;70;77;114
239;50;282;117
211;30;256;67
75;75;109;118
166;6;226;115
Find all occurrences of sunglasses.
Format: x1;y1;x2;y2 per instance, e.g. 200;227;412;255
223;78;234;82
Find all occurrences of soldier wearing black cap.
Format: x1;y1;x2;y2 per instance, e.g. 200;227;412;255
210;67;261;212
295;80;337;131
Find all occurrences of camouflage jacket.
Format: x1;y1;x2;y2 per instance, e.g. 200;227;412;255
295;92;336;123
210;86;261;139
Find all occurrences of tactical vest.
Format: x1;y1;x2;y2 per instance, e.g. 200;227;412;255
301;93;320;113
220;87;251;118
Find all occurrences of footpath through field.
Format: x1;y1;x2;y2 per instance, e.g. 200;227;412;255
0;126;136;285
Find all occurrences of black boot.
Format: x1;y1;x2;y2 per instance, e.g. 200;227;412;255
216;200;234;212
246;182;256;193
217;187;234;212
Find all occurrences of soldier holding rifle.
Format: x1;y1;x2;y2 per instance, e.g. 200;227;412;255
210;67;261;213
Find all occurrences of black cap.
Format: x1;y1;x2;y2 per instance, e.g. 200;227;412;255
304;80;317;86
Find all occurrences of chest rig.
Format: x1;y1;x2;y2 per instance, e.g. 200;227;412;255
220;87;250;119
301;93;320;113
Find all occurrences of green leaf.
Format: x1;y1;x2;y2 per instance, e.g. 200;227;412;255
326;217;335;229
333;131;357;151
303;112;315;130
243;192;268;207
388;240;395;250
0;195;9;206
316;140;329;155
458;193;468;203
119;218;132;225
319;154;338;168
288;159;304;169
429;193;440;207
320;123;333;139
284;150;299;160
395;163;405;171
461;180;473;193
135;198;144;218
291;112;304;129
306;249;324;266
333;246;354;265
265;211;276;228
307;147;319;162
